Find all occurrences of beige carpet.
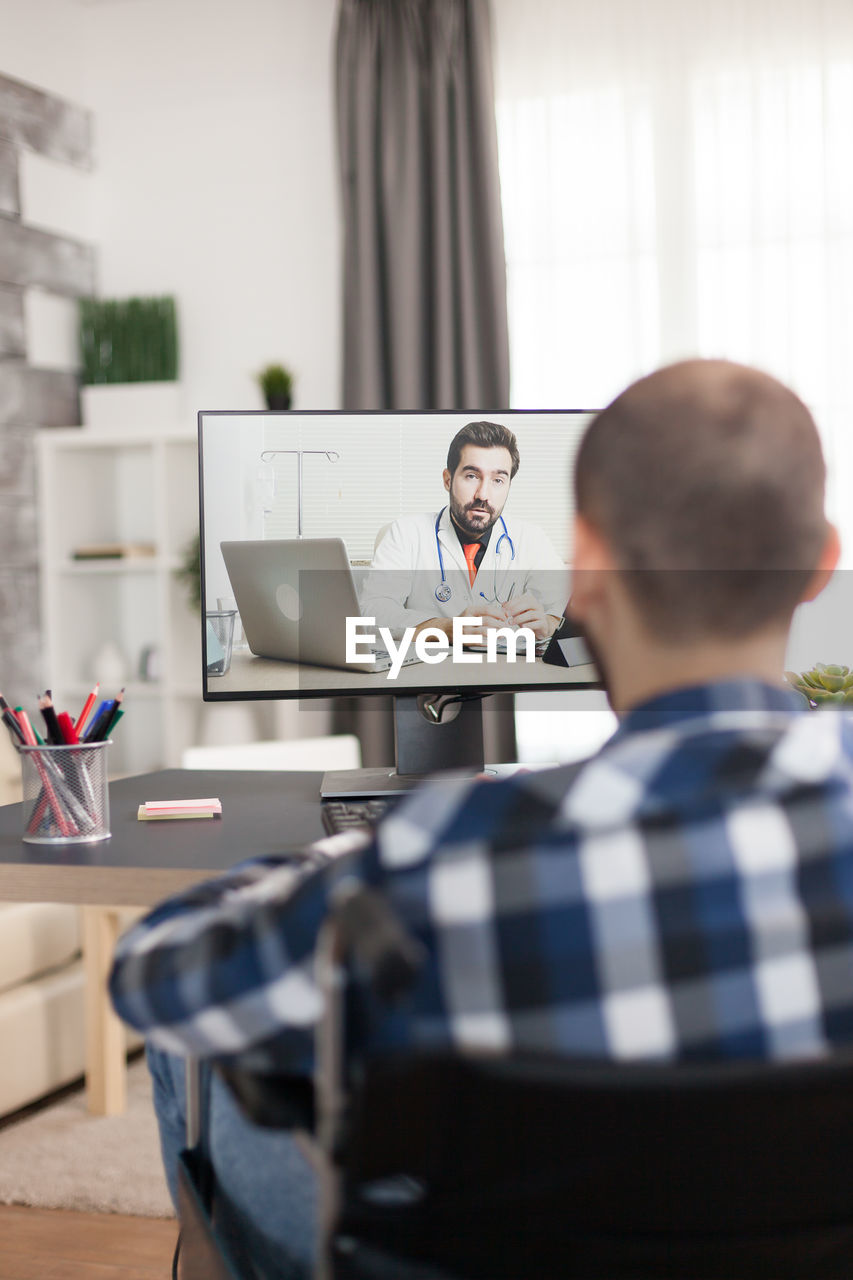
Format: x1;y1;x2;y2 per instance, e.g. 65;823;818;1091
0;1058;174;1217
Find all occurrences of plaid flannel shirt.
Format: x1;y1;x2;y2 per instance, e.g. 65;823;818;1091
109;680;853;1071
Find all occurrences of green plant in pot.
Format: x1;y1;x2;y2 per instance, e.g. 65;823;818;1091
784;664;853;707
78;295;182;428
79;295;179;384
258;363;294;410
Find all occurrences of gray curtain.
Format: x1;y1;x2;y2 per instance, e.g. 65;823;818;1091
336;0;510;409
334;0;515;764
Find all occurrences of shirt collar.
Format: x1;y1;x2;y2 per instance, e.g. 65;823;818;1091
563;678;817;831
449;510;494;552
613;679;804;740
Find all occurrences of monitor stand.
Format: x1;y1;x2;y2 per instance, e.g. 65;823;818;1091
320;693;486;799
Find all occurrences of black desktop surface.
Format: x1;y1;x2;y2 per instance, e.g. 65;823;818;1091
0;769;326;871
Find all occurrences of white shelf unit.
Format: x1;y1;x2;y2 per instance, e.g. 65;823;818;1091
37;428;203;775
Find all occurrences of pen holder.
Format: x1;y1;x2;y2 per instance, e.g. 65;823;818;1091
206;609;237;677
18;740;111;844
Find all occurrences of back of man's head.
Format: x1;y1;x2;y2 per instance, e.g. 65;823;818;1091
574;359;829;641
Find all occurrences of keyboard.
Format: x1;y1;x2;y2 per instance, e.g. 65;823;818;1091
321;797;396;836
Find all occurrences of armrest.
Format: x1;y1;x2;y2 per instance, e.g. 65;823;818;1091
216;1065;315;1131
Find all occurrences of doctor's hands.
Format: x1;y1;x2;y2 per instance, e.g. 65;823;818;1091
414;600;559;644
414;602;509;644
500;593;559;640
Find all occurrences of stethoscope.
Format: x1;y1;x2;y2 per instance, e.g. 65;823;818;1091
434;506;516;604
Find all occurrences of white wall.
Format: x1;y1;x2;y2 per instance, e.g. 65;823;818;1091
1;0;341;417
85;0;341;417
0;0;91;102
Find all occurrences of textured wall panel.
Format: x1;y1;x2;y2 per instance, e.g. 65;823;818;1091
0;426;35;496
0;73;93;705
0;285;24;357
0;362;79;427
0;141;18;217
0;567;42;695
0;218;94;297
0;74;92;169
0;497;37;568
24;367;79;426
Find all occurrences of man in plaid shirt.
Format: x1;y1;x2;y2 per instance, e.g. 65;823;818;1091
110;358;847;1279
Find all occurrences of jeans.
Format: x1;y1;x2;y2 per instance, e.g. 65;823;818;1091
146;1043;318;1280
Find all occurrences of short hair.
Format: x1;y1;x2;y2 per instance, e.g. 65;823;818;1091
447;421;520;479
574;359;829;641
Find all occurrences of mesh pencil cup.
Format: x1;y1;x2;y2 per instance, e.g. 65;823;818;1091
18;740;111;844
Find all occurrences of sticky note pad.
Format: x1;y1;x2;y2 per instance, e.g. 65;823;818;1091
138;797;222;821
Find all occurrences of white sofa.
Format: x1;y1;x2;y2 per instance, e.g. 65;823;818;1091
0;902;87;1116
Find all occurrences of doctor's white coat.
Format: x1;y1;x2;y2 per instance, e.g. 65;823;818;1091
360;507;568;636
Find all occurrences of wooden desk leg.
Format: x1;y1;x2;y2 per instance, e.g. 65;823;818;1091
82;906;127;1116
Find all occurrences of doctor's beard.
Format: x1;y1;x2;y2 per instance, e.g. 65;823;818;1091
449;496;501;539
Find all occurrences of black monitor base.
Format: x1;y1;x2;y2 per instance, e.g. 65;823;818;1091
321;693;486;799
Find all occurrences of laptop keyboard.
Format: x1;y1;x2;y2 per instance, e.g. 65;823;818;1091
373;648;423;668
321;797;396;836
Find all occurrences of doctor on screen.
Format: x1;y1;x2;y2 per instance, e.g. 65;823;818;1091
361;420;566;639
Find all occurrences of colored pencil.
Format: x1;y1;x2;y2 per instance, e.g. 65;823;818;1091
38;694;63;745
75;682;100;735
17;711;76;837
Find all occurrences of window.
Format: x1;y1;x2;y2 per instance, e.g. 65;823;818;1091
494;0;853;558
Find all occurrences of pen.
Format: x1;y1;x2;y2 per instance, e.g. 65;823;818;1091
85;699;117;743
82;699;112;743
102;688;125;738
57;711;80;745
17;707;44;746
1;707;25;745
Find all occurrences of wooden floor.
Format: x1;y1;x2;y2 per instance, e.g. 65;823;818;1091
0;1204;178;1279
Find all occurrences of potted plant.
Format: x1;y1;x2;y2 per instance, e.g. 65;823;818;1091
257;363;294;410
784;664;853;707
78;295;183;429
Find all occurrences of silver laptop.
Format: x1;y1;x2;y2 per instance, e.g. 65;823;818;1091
220;538;419;673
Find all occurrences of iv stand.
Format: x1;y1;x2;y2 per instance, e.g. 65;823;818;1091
259;449;340;538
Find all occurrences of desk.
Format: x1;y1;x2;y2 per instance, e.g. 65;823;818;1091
217;649;600;694
0;769;326;1115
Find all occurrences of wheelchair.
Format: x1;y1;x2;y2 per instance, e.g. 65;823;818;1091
176;886;853;1279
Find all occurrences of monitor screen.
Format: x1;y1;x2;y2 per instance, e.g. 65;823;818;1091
199;411;600;701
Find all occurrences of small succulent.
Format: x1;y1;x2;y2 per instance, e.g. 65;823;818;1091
784;664;853;707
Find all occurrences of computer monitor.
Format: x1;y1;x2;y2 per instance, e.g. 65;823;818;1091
198;410;601;796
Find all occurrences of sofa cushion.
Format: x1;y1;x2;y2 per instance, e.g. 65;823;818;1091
0;902;81;996
0;960;86;1115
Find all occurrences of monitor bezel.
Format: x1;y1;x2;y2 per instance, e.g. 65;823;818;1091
198;408;603;702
